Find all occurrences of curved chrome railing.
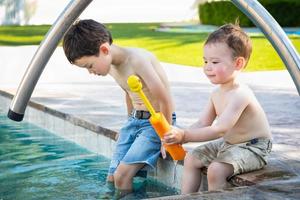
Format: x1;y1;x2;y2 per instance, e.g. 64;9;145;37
232;0;300;94
7;0;93;121
7;0;300;121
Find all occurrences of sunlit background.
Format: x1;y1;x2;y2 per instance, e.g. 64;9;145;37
0;0;202;25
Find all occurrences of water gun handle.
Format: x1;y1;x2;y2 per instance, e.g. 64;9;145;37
150;112;186;160
127;75;186;161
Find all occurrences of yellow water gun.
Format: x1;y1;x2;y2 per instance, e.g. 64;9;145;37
127;75;186;161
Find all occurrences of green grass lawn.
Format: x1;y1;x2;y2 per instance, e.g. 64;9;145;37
0;23;299;71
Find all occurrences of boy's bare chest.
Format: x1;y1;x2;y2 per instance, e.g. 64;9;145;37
212;93;230;116
109;65;134;91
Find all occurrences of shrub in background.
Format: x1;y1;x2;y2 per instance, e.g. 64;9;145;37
199;0;300;27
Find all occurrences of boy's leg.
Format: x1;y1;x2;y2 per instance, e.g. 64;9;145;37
207;161;233;191
207;138;271;191
112;119;160;190
181;153;205;194
114;163;145;192
107;118;136;183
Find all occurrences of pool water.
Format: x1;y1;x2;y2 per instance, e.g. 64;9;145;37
157;24;300;36
0;113;178;199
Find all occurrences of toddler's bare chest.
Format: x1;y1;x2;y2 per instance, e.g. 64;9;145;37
213;95;230;116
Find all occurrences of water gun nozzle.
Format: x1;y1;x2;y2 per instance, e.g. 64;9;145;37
127;75;142;92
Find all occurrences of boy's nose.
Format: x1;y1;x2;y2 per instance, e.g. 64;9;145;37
204;65;212;71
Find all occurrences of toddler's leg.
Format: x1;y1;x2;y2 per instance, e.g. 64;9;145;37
181;153;205;194
207;161;233;191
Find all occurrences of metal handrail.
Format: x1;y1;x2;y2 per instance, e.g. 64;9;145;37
7;0;300;122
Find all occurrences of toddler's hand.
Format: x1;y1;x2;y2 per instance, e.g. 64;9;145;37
163;126;185;144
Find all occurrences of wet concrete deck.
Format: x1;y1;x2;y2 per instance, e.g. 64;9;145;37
153;178;300;200
1;46;300;199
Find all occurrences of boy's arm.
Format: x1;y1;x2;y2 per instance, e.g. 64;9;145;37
135;58;173;123
114;92;133;141
163;96;216;144
125;91;134;116
164;92;250;144
189;96;216;129
185;91;250;142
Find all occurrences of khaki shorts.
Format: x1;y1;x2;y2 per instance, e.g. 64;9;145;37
192;138;272;179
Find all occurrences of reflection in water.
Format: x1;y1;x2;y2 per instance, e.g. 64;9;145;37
0;114;178;199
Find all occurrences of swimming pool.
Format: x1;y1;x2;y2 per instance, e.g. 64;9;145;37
0;113;178;199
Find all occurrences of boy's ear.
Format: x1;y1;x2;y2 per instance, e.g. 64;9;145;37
99;43;109;55
235;57;245;70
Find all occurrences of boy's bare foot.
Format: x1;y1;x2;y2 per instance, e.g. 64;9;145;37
107;175;114;182
101;181;116;199
114;188;132;199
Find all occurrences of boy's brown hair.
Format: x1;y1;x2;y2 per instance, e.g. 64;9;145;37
205;23;252;65
63;19;113;64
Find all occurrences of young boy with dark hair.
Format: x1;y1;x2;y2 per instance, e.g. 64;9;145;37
63;19;176;196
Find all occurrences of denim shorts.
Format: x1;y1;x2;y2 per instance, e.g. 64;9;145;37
108;113;176;175
192;137;272;179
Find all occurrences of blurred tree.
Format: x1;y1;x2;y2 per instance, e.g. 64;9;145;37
24;0;37;24
0;0;37;25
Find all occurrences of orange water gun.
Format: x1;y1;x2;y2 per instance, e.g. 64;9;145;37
127;75;186;161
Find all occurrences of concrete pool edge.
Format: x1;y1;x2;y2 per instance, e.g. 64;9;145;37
2;89;300;199
0;90;184;189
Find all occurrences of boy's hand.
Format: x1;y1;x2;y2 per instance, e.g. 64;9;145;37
115;133;119;141
163;126;185;144
160;145;167;159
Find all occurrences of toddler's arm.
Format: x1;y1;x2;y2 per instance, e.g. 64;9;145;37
164;90;250;144
163;126;185;144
